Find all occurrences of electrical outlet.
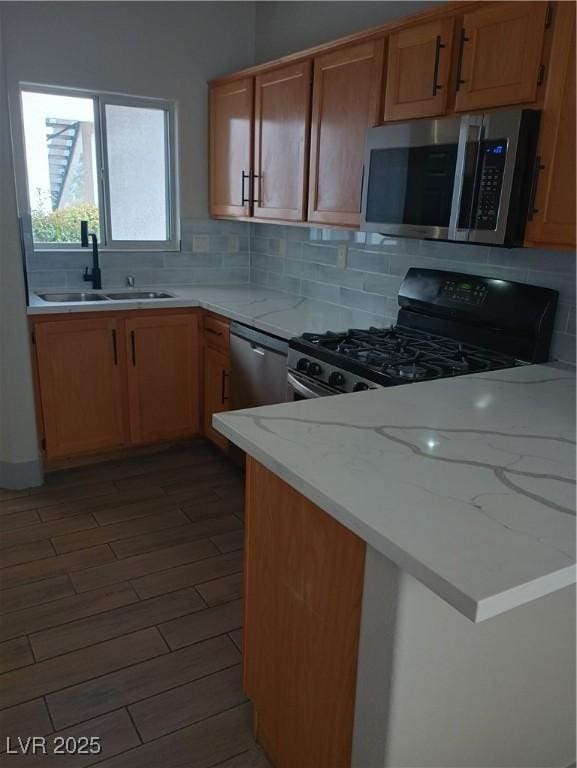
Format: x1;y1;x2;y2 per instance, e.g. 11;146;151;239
336;243;348;269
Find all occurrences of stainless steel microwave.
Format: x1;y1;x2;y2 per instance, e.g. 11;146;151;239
360;109;541;247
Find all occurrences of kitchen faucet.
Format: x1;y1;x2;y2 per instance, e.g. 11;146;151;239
81;220;102;290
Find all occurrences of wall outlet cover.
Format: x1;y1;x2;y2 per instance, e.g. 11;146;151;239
192;234;210;253
337;244;348;269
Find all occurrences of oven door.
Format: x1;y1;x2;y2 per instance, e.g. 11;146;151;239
361;116;463;240
287;371;339;400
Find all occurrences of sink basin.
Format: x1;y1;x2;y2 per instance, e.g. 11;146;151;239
105;291;176;300
38;292;107;303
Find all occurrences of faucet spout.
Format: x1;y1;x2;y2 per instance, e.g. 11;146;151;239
81;220;102;290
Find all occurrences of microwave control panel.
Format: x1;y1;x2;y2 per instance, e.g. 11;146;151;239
474;140;507;230
440;279;488;306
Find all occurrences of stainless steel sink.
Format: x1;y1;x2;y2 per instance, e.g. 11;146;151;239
105;291;176;300
38;292;108;303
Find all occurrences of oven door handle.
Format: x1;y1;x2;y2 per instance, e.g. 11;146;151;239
287;371;336;399
448;115;483;242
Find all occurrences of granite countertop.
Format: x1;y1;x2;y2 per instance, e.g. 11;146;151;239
27;285;382;340
214;363;576;622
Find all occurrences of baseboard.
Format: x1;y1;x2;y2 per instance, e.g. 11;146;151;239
0;458;43;489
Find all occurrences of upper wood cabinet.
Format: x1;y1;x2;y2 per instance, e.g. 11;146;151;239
308;40;385;228
454;2;548;112
34;317;126;459
208;0;574;249
209;78;253;217
525;1;576;249
384;17;455;121
125;313;200;445
253;61;312;221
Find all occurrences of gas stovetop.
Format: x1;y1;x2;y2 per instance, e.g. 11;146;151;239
287;268;558;397
288;326;522;394
302;326;518;379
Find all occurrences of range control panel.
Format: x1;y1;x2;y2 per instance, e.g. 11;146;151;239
474;139;508;230
440;279;488;306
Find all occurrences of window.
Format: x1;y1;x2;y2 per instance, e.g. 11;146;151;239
20;88;177;249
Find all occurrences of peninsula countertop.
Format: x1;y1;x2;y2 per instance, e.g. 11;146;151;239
214;363;576;622
27;285;384;340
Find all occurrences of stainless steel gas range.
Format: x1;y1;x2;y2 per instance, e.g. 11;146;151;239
287;268;558;400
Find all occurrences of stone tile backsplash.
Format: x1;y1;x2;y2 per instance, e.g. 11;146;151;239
25;218;250;291
249;223;576;364
25;215;575;363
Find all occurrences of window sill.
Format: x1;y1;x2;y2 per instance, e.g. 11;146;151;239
31;245;181;254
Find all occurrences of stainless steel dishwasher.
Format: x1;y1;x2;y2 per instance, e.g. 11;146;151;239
230;322;289;410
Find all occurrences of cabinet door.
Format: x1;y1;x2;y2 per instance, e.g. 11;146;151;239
308;40;385;228
244;458;365;768
125;314;200;444
525;2;576;249
203;346;230;451
384;17;455;121
209;78;254;217
34;317;126;459
455;2;548;112
253;61;311;221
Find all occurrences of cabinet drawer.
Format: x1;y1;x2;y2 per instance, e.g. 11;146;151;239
203;315;230;352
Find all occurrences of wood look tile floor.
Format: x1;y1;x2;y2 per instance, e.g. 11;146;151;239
0;441;271;767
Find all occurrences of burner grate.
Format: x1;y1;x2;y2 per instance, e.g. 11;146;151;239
293;325;520;387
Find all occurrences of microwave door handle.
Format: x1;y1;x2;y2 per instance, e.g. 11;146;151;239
448;116;482;241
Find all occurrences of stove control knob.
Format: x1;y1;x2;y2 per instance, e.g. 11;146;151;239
353;381;369;392
308;362;322;376
328;371;345;387
297;357;311;373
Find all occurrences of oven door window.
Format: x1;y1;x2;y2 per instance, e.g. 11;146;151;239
365;144;458;227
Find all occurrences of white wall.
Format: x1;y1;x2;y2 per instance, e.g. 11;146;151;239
0;12;42;487
2;1;256;219
353;548;576;767
0;1;256;488
255;0;433;62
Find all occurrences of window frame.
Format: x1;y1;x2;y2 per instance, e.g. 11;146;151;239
16;83;179;252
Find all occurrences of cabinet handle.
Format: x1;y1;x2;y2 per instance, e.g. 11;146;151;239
455;28;469;91
432;36;445;96
527;155;544;221
252;172;262;207
111;329;118;365
130;330;136;366
241;171;250;205
205;327;223;337
221;370;229;403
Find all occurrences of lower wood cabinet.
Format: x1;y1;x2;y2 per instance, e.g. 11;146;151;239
203;346;230;451
243;457;366;768
33;317;127;460
125;314;200;445
32;310;201;460
201;312;231;451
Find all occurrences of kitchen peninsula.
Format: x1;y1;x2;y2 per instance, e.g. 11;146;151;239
214;363;576;768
